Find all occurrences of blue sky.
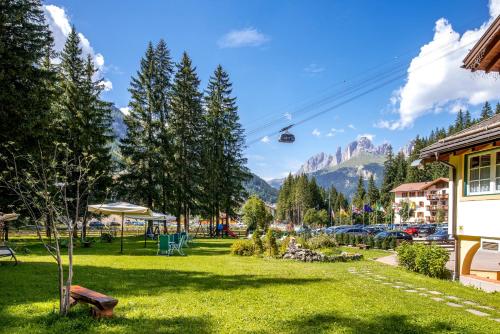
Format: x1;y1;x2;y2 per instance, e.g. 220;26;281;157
43;0;500;180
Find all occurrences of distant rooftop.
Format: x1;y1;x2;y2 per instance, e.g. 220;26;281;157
390;178;449;193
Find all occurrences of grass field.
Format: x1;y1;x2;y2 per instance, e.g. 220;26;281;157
0;237;499;334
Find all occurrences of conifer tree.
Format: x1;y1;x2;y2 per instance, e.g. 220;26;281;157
119;40;174;224
480;101;493;120
464;110;473;127
495;102;500;115
56;27;114;236
0;0;56;210
204;65;250;235
169;52;205;232
353;175;366;209
366;175;380;206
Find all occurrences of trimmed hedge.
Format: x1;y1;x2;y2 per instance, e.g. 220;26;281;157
396;242;449;278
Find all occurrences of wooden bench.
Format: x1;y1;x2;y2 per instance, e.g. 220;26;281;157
357;244;369;250
70;285;118;318
0;246;17;265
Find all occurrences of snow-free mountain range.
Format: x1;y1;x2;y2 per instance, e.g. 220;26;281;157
110;106;411;203
264;136;400;201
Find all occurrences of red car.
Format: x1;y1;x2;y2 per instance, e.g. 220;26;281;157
404;226;420;236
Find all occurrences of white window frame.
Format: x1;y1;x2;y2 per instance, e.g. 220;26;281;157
466;149;500;196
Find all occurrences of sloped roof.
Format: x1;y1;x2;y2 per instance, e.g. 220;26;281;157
390;178;449;193
462;15;500;73
419;113;500;160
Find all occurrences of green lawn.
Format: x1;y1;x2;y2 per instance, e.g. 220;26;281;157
1;237;499;334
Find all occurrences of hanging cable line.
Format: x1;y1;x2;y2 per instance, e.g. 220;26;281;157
243;15;485;140
245;38;479;146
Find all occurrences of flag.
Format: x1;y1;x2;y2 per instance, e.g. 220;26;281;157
375;203;386;213
340;208;349;217
351;205;361;215
363;204;373;213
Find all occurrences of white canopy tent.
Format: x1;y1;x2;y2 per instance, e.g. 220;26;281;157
125;212;176;247
88;202;152;253
0;213;19;242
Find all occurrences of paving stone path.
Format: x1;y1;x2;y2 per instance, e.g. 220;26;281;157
347;267;499;323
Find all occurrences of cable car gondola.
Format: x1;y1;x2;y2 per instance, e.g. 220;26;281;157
279;125;295;143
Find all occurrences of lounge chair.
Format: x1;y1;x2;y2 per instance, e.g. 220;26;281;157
157;234;172;256
170;234;186;256
0;245;17;265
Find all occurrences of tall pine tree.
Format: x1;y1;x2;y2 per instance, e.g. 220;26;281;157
0;0;56;211
169;52;205;232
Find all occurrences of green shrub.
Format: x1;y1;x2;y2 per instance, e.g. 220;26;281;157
252;228;264;255
367;236;375;248
397;242;449;278
374;237;382;249
265;229;279;257
381;238;388;250
230;240;254;256
279;236;291;255
348;234;355;246
389;237;396;250
354;235;361;245
308;234;337;250
396;241;417;270
100;233;113;243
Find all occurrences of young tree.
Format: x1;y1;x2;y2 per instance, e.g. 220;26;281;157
169;52;205;232
0;144;99;316
241;195;269;232
398;201;413;224
496;102;500;115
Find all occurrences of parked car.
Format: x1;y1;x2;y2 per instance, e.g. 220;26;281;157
89;221;105;229
404;225;420;236
363;227;384;235
337;227;368;237
374;231;413;241
417;225;436;237
426;229;450;242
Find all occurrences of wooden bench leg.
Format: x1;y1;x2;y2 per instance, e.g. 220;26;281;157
91;307;114;318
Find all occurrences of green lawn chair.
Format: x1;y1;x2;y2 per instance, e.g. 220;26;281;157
157;234;172;256
169;234;186;256
180;232;190;247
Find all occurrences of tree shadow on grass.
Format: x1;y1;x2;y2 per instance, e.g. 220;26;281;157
283;312;476;334
0;261;328;312
0;308;213;334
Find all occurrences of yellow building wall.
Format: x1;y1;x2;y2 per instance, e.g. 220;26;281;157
449;145;500;239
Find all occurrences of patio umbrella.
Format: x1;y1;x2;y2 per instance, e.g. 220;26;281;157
126;212;175;247
88;202;151;253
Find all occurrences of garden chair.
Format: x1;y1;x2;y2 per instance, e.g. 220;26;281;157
157;234;172;256
0;245;17;265
169;234;186;256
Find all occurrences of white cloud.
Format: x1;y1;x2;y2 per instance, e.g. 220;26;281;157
490;0;500;17
326;127;344;137
357;133;375;141
261;136;271;143
284;112;292;121
119;107;130;116
218;27;270;48
380;0;500;130
43;5;112;89
304;63;325;74
348;124;356;130
312;128;321;137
